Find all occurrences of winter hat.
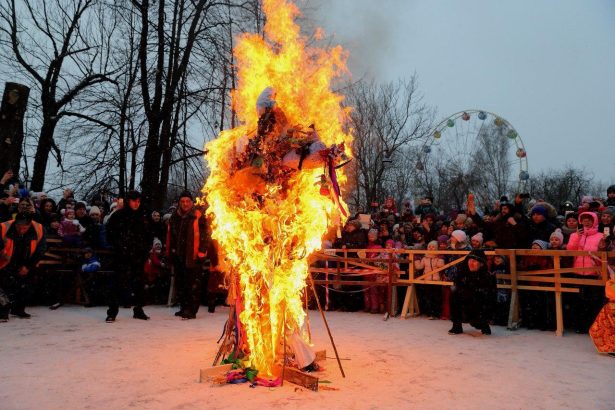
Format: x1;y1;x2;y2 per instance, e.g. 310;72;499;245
437;234;449;244
126;190;141;200
532;239;549;250
550;228;564;243
14;212;32;225
601;207;615;216
368;228;379;237
451;230;467;244
466;249;487;264
89;206;101;216
162;213;172;223
427;240;438;250
179;190;193;201
455;214;468;224
565;212;578;222
75;202;87;211
608;185;615;195
581;195;593;204
152;238;162;249
471;232;484;246
83;247;94;254
530;206;547;217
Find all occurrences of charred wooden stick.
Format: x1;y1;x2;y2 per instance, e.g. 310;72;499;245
307;273;345;378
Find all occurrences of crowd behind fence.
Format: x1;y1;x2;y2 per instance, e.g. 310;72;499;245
2;170;615;333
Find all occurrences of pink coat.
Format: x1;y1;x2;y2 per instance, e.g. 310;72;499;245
566;212;603;276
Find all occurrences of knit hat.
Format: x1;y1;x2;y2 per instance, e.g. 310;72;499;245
427;240;438;250
126;190;141;200
602;207;615;216
455;214;467;224
581;195;593;204
89;206;101;216
530;206;546;217
152;238;162;249
466;249;486;263
471;232;484;246
565;212;578;222
179;190;193;201
532;239;549;250
451;230;467;244
14;212;32;225
550;228;564;243
83;247;94;254
437;234;449;244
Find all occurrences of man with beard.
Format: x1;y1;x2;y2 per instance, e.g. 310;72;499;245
105;190;152;322
166;191;208;319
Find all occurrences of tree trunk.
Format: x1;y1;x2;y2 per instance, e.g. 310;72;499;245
0;83;30;174
30;117;57;191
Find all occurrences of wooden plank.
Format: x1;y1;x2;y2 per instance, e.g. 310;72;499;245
283;367;318;391
508;251;519;329
498;284;579;293
199;364;233;383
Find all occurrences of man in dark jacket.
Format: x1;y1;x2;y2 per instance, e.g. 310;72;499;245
0;212;46;320
105;190;152;322
517;205;557;248
448;249;496;335
166;191;208;319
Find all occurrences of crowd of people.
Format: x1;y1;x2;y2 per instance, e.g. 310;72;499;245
329;188;615;335
1;167;614;336
0;169;217;323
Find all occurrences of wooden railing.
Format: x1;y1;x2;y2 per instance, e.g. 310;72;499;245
308;249;615;336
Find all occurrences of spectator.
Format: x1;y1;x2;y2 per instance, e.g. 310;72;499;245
606;185;615;207
166;191;208;319
566;212;605;333
549;229;565;250
0;212;46;320
150;210;166;243
79;247;103;307
58;208;85;246
38;198;57;228
414;196;437;218
414;240;444;319
471;232;484;249
56;188;75;213
490;254;510;326
83;206;109;249
75;202;93;231
517;205;556;248
364;228;384;314
105;190;152;322
333;219;367;312
448;249;496;335
561;212;578;244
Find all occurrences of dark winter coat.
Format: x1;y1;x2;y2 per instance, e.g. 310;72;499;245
106;207;152;262
166;208;208;269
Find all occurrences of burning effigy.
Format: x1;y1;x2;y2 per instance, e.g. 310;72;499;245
203;0;353;381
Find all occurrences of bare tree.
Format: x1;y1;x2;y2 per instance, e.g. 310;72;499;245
345;76;434;210
0;0;118;191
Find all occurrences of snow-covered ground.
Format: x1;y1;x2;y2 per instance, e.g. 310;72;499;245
0;305;612;410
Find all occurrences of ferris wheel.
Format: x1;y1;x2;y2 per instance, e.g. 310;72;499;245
415;110;529;206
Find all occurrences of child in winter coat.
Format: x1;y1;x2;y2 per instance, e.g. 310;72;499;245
414;240;445;319
490;254;510;326
58;208;85;246
144;238;167;304
364;229;384;314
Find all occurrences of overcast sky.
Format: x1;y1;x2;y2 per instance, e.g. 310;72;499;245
308;0;615;182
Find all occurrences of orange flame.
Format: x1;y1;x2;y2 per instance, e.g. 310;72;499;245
204;0;352;377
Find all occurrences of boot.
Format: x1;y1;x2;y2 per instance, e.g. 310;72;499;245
481;324;492;335
10;309;31;319
448;323;463;335
133;306;150;320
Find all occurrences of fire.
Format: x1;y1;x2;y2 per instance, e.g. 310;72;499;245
203;0;352;377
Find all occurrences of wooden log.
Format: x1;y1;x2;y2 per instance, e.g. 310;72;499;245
283;367;319;391
199;364;233;383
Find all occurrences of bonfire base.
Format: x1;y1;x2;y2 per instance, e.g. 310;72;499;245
283;368;319;391
199;364;233;383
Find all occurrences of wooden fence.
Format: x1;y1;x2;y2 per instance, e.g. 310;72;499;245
308;248;615;336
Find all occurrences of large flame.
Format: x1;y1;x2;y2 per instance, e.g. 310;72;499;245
204;0;352;377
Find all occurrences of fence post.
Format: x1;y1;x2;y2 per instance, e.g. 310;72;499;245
387;249;394;316
401;250;414;318
507;250;520;329
554;254;563;336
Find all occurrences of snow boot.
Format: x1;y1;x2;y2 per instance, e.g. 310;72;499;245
133;307;150;320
